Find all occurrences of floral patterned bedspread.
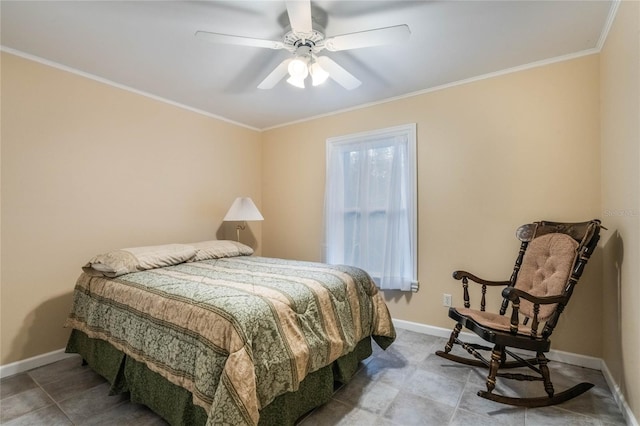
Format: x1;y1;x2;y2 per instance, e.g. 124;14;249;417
65;256;395;425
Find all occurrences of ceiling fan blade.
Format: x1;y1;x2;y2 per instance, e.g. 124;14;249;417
258;58;293;89
196;31;285;50
324;24;411;52
317;56;361;90
285;0;312;35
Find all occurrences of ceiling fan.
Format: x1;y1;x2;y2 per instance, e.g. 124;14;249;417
195;0;411;90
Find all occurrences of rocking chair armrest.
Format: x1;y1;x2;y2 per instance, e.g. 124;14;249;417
452;270;510;287
501;287;566;305
452;271;510;310
501;287;566;336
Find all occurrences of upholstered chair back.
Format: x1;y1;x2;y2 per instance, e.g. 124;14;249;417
514;233;578;322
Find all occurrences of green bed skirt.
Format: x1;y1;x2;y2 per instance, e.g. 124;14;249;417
66;330;372;425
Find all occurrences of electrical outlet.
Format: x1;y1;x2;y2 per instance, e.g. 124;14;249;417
443;293;452;307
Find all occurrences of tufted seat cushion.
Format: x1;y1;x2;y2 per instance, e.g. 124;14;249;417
453;307;537;336
514;233;578;321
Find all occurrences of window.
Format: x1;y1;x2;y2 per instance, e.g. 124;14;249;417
324;124;418;292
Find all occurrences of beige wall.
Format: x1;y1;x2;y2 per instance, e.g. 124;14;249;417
262;55;603;357
600;0;640;421
1;52;262;364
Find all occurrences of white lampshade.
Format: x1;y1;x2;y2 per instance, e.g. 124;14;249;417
287;55;309;88
286;75;306;88
223;197;264;222
309;61;329;86
287;57;309;79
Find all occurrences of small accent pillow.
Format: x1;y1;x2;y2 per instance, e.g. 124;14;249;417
189;240;254;261
83;244;197;277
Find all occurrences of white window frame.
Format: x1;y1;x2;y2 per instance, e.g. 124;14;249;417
324;123;418;292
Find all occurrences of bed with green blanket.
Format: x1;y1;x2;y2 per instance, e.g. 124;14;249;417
65;241;395;425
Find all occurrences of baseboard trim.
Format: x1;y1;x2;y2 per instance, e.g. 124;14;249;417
0;348;75;379
392;318;638;426
601;360;640;426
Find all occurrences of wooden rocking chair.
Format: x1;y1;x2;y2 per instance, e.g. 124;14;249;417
436;219;604;407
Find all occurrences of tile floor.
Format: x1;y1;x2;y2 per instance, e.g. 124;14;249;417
0;329;628;425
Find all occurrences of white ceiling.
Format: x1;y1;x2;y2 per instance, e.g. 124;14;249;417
1;1;615;130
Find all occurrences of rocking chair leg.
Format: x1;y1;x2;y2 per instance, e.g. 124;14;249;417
444;323;462;353
485;346;503;394
537;352;554;398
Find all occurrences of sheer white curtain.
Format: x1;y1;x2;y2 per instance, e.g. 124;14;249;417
324;124;417;291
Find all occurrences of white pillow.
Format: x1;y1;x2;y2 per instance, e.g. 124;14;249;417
188;240;253;261
83;244;197;277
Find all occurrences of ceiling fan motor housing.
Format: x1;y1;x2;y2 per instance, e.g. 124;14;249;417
294;44;313;59
284;29;325;53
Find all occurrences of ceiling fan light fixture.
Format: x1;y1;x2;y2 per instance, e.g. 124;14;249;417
309;61;329;86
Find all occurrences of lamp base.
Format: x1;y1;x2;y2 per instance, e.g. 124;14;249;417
235;223;246;242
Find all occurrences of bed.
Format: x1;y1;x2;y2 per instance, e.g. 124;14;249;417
64;240;396;425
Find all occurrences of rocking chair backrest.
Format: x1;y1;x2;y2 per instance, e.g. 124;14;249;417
500;220;603;337
514;233;578;321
